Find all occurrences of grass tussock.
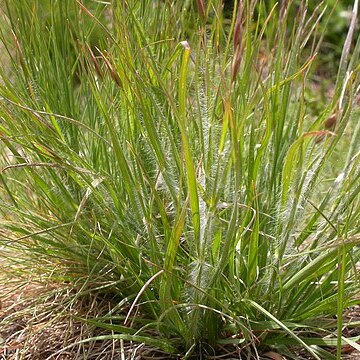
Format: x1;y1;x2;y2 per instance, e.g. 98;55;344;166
1;0;360;359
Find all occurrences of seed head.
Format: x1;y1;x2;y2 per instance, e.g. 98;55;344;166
196;0;206;21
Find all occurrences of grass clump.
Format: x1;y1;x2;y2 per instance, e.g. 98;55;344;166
1;0;360;359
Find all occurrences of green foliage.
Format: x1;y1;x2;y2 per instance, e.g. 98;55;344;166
305;0;354;43
1;0;359;358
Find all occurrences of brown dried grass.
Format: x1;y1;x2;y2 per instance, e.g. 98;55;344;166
0;256;150;360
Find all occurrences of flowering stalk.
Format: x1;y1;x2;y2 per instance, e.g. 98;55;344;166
231;1;244;83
